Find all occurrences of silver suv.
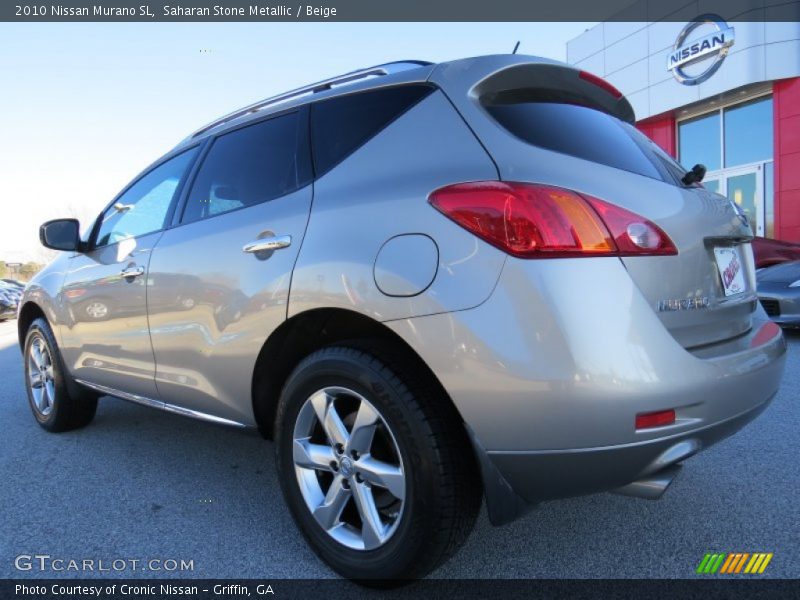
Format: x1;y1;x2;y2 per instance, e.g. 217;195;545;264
20;55;786;581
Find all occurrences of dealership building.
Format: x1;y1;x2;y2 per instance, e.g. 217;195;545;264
568;15;800;241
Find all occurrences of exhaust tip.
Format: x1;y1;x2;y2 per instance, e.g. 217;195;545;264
612;464;682;500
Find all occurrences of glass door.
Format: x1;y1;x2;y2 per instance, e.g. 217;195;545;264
724;165;763;236
703;177;722;195
706;165;764;236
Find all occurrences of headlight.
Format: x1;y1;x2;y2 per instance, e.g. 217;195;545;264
789;279;800;288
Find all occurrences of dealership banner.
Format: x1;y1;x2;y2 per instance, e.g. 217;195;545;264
3;0;800;22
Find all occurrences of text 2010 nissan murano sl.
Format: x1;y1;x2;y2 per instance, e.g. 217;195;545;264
19;55;786;581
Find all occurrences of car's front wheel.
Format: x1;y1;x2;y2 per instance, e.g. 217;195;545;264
275;344;480;582
24;317;98;432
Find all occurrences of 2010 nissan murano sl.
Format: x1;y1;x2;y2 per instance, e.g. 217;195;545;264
20;55;786;581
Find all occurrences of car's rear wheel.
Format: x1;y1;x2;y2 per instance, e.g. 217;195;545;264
24;317;98;432
275;344;480;583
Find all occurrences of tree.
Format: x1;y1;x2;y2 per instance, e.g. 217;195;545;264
19;262;43;280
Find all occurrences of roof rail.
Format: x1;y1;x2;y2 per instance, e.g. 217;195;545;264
189;60;434;139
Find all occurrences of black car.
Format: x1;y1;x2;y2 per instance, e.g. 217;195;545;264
0;294;16;322
1;278;25;290
0;281;21;321
757;260;800;327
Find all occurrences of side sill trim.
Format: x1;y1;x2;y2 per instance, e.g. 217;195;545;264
74;379;249;428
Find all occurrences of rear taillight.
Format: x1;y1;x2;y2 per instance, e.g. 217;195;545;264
428;182;677;259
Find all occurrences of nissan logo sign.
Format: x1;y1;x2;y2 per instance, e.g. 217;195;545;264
667;15;735;86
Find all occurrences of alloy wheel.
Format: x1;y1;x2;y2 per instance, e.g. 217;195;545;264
292;386;406;551
28;335;56;416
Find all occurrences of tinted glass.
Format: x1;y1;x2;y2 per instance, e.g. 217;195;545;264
726;171;758;233
311;85;433;176
765;162;774;238
639;130;689;182
95;148;198;247
679;112;721;171
182;112;310;223
724;97;773;167
486;102;665;181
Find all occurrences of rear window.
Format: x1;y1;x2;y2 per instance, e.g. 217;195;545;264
311;84;434;177
485;101;685;185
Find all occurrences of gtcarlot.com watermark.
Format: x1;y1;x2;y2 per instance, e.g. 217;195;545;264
14;554;194;573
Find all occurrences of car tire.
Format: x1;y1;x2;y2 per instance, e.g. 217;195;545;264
24;317;98;432
275;344;480;583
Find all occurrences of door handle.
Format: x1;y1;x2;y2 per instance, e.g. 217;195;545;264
242;235;292;254
120;266;145;279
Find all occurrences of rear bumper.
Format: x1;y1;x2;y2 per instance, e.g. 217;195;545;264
488;393;772;505
387;255;787;523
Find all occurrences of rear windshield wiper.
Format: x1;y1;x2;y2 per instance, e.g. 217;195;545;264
681;163;706;186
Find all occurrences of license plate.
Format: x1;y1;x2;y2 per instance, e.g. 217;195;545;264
714;246;746;297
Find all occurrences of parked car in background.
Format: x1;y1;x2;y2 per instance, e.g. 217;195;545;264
0;280;22;299
757;260;800;327
0;300;16;321
17;55;787;582
0;281;20;321
2;278;25;290
752;236;800;269
1;280;23;295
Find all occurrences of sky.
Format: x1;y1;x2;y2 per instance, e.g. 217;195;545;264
0;22;593;263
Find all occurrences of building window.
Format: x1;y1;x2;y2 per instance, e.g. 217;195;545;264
677;94;775;238
679;112;721;171
678;95;773;171
724;97;773;167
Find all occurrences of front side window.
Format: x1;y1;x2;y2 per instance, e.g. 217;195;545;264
95;148;198;247
181;111;310;224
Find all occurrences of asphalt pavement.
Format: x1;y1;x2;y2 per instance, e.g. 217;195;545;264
0;319;797;579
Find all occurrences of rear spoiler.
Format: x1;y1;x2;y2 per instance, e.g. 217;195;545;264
431;56;635;124
471;62;635;124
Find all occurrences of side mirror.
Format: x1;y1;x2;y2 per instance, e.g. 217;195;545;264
40;219;82;252
682;163;707;185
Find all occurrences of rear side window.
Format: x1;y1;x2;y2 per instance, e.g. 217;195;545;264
182;111;311;224
311;84;434;177
485;101;678;184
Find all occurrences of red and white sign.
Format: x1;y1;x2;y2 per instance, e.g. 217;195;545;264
714;246;746;297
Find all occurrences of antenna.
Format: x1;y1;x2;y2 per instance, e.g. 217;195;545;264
512;41;520;54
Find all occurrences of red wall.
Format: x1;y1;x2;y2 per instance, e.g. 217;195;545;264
774;77;800;242
637;114;677;157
